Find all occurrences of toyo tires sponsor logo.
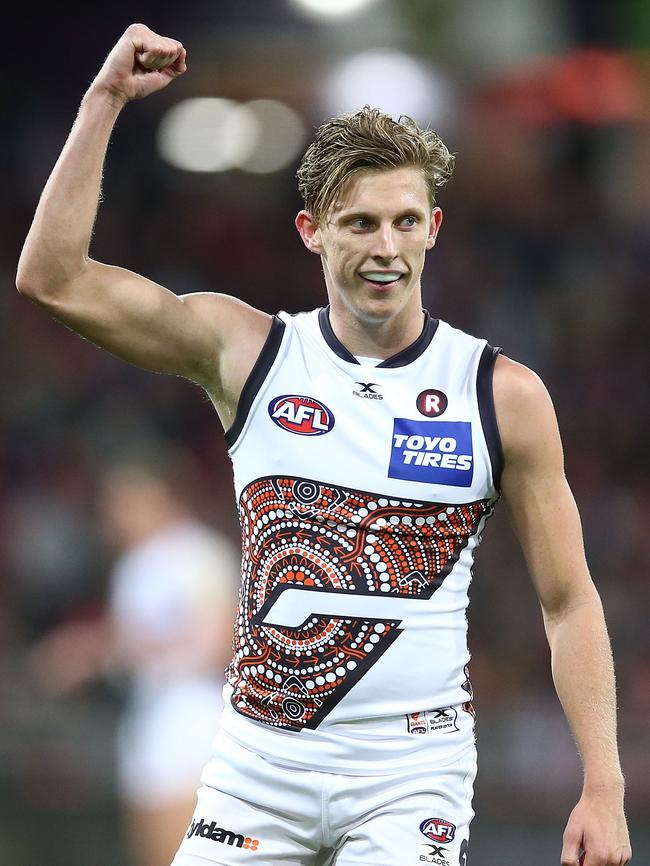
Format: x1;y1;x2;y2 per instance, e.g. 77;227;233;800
269;395;335;436
420;817;456;843
388;419;473;487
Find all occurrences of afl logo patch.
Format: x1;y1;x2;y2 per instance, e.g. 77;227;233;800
419;818;456;843
268;395;335;436
417;389;448;417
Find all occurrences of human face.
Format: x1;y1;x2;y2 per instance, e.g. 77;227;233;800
296;166;442;325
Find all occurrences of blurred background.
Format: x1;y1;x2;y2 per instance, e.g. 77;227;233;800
2;0;649;864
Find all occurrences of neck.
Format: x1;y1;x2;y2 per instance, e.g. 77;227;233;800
327;298;425;360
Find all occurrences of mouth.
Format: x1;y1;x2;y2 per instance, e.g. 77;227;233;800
359;271;405;289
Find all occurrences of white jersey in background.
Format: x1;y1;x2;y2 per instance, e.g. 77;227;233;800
214;307;503;776
110;520;240;806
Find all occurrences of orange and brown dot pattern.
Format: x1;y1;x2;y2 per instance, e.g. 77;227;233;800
227;476;491;730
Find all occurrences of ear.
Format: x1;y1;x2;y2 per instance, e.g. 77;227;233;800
425;207;444;250
295;210;323;254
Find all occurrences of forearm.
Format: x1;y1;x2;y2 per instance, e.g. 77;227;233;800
545;592;624;791
17;86;126;295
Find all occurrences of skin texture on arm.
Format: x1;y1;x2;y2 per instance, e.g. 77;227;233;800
15;24;270;424
494;354;631;866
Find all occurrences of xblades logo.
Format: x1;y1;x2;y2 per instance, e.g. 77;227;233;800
406;706;459;734
419;843;450;865
432;708;450;719
353;382;383;400
187;817;259;851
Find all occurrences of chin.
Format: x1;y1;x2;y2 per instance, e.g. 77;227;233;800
353;294;405;324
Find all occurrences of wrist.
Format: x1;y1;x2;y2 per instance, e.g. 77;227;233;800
583;769;625;797
83;81;129;114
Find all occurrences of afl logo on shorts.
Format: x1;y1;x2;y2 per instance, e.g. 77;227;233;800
419;817;456;843
417;389;448;417
268;395;335;436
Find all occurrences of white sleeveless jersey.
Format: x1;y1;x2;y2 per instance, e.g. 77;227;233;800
217;307;503;775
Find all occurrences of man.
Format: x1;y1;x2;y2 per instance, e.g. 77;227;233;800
31;446;240;866
17;23;631;866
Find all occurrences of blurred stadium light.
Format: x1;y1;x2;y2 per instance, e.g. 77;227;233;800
321;49;454;128
156;98;260;172
157;98;305;175
289;0;382;20
239;100;306;174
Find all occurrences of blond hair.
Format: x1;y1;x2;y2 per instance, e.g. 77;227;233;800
296;106;455;224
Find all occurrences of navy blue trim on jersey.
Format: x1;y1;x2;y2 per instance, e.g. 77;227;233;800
318;306;358;363
318;306;439;368
225;316;286;448
476;344;504;491
377;312;438;368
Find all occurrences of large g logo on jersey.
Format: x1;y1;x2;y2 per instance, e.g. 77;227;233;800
227;476;492;731
268;395;335;436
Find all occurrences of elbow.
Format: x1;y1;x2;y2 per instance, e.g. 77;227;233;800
15;258;53;301
16;261;78;305
542;585;603;632
15;277;59;307
15;268;39;299
16;275;68;309
16;235;89;301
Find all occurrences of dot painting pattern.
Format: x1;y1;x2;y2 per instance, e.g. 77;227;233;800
226;476;491;731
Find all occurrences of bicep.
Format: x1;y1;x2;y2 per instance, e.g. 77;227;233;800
495;356;596;618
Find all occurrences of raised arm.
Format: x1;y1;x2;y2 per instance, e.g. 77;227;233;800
16;24;270;417
494;355;631;866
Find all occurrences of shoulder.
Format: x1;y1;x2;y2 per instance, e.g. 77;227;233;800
493;354;551;410
493;354;562;470
180;292;273;392
181;292;272;347
434;317;483;351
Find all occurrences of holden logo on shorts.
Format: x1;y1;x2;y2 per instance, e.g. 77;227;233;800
417;389;448;417
268;395;335;436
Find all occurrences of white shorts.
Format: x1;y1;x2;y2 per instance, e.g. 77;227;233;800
171;728;476;866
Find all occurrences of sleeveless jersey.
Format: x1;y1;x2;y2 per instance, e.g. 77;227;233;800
217;307;503;775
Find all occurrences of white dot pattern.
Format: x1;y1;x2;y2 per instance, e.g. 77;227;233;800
226;476;491;730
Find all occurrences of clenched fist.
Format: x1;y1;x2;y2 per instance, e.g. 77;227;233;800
91;23;186;105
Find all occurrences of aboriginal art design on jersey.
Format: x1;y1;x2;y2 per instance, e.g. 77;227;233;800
226;476;492;731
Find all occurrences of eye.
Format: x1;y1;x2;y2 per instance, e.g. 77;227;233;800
399;216;417;228
349;218;372;230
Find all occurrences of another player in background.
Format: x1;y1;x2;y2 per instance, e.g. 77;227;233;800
18;24;631;866
32;445;239;866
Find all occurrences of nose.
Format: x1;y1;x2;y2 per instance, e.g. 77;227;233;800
372;223;398;263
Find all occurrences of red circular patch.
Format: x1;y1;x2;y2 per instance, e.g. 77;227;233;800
416;389;448;417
